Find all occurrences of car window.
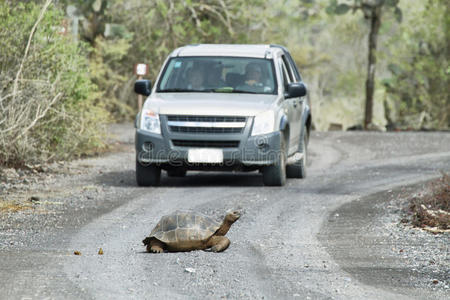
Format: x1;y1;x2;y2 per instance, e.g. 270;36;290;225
157;57;277;95
282;51;302;82
282;55;297;83
280;60;291;91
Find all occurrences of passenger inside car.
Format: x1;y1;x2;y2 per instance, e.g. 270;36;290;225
205;65;226;89
186;68;205;90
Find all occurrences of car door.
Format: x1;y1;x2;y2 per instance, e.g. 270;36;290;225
283;56;305;131
279;58;300;155
280;57;301;154
285;54;307;143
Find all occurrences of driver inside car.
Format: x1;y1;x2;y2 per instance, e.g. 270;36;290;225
243;62;264;87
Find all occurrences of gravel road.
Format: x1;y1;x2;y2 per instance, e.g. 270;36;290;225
0;124;449;299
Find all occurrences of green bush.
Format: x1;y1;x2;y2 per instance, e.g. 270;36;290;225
0;2;110;167
383;0;449;130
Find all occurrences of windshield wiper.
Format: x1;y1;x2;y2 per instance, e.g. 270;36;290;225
159;88;262;94
158;88;192;93
230;89;259;94
158;88;217;93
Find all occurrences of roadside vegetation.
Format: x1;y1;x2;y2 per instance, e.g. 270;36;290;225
0;0;448;168
404;173;450;233
0;2;109;167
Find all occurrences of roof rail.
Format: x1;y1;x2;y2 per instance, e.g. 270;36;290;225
269;44;287;50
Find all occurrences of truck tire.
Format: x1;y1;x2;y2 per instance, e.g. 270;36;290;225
136;160;161;186
262;133;287;186
286;132;307;179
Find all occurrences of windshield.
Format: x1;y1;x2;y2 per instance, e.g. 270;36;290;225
157;57;277;95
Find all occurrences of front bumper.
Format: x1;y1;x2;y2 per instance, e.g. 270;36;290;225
135;129;282;170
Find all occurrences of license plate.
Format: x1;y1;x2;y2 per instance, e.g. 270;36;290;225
188;148;223;163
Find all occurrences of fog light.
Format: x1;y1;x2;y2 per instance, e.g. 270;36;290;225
142;142;154;152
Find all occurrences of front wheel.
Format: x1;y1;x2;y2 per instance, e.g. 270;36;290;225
286;132;307;179
136;160;161;186
262;133;287;186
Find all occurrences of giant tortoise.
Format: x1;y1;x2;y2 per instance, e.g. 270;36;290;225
143;210;240;253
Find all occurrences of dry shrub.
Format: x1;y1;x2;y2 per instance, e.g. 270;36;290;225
0;2;109;167
408;173;450;231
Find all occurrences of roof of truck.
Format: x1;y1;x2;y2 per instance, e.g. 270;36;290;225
171;44;285;58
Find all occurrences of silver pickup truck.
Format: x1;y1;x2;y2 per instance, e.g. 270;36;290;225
134;44;311;186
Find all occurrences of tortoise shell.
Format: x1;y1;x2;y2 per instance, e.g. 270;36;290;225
149;211;221;245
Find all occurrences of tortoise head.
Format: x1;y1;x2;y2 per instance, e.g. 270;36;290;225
225;210;241;223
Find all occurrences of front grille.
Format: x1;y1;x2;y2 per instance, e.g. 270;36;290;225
169;126;242;134
172;140;240;148
167;115;246;123
166;115;247;135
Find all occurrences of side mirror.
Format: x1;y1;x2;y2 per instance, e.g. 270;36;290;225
286;82;307;98
134;79;151;96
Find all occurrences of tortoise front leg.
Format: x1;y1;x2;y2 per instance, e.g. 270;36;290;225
207;236;230;252
147;239;165;253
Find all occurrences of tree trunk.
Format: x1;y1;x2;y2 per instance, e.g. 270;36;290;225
364;7;382;129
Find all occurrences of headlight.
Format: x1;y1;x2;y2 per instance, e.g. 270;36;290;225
140;109;161;134
251;111;275;136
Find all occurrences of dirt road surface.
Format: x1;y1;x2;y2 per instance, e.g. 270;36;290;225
1;124;449;299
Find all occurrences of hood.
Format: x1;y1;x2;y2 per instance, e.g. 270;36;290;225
144;92;279;116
